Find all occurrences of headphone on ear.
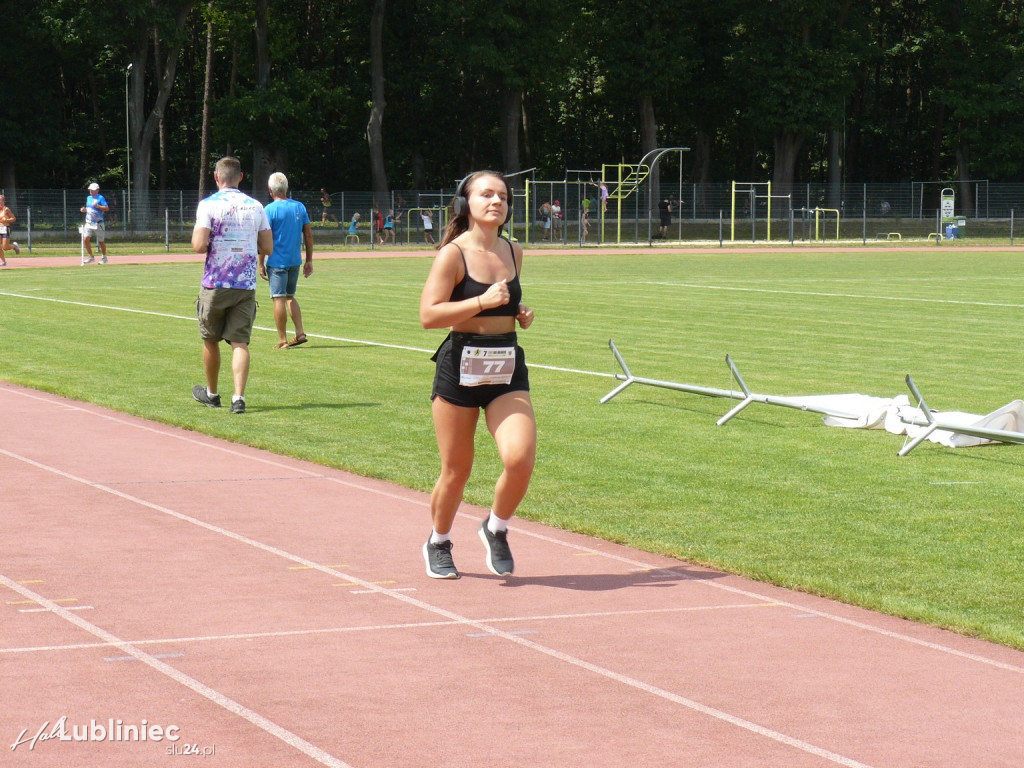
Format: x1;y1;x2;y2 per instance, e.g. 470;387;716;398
452;172;513;224
452;175;471;217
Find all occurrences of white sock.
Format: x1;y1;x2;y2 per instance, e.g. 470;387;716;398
207;388;218;399
232;395;244;404
430;530;451;545
487;511;509;534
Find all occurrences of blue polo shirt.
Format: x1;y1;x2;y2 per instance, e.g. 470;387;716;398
265;198;310;268
85;194;107;225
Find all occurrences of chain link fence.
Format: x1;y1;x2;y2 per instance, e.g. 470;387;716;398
3;181;1024;248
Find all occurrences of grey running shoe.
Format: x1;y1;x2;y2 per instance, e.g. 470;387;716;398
99;255;107;264
423;538;460;579
478;519;514;576
192;385;221;408
82;257;95;265
230;398;246;414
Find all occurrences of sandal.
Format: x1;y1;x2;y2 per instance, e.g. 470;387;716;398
288;334;308;347
273;340;290;349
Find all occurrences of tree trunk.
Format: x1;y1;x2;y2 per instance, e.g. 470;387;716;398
0;160;16;212
501;89;522;184
367;0;389;209
128;28;149;229
154;31;167;195
826;128;842;209
198;4;214;199
930;100;946;183
412;150;425;190
520;98;532;170
690;129;712;216
772;130;803;196
639;93;659;215
225;48;238;158
159;117;167;196
252;0;273;197
691;129;712;184
956;140;973;216
87;71;108;161
129;1;195;229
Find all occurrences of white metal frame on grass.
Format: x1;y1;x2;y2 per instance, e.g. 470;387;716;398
897;376;1024;456
600;340;1024;456
600;340;861;423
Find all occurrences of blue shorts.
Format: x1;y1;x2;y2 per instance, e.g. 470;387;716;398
267;265;299;297
431;332;530;409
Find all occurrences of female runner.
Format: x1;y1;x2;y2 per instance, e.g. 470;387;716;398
419;171;536;579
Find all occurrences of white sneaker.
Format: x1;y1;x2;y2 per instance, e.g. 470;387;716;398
82;257;94;265
12;242;19;255
99;256;107;264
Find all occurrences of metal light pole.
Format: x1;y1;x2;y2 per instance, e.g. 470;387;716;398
125;63;133;227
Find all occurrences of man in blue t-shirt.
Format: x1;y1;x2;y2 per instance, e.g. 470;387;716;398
259;172;314;349
81;182;109;264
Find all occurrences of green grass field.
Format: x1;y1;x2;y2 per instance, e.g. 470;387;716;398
3;245;1022;649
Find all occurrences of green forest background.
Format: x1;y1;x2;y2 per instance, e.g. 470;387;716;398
4;0;1024;205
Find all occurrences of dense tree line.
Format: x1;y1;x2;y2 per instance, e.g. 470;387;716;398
3;0;1024;209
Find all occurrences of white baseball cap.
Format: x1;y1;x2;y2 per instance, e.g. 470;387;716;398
88;182;100;190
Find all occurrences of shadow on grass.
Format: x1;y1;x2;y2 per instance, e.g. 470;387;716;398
252;401;379;412
926;444;1024;468
278;343;377;351
628;397;823;429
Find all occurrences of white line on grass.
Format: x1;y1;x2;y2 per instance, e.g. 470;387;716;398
0;290;612;378
535;280;1024;309
631;281;1024;308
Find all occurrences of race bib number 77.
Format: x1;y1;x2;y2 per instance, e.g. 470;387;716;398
459;345;515;387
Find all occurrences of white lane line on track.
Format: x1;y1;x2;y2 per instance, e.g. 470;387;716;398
518;527;1024;676
0;572;355;768
1;603;778;655
5;381;1023;678
1;442;874;768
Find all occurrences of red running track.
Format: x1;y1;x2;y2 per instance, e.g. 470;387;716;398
2;381;1024;767
3;241;1024;272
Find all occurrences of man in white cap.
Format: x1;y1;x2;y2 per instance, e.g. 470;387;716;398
81;182;109;264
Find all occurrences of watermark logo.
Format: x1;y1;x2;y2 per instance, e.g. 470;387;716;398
11;716;192;753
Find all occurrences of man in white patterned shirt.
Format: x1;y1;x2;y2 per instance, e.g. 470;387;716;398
190;157;273;414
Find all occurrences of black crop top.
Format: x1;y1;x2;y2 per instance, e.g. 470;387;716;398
448;238;522;317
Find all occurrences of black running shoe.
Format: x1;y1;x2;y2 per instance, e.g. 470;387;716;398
423;538;460;579
192;385;221;408
478;519;514;576
230;398;246;414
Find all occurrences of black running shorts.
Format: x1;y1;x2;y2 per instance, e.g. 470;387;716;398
431;331;530;409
